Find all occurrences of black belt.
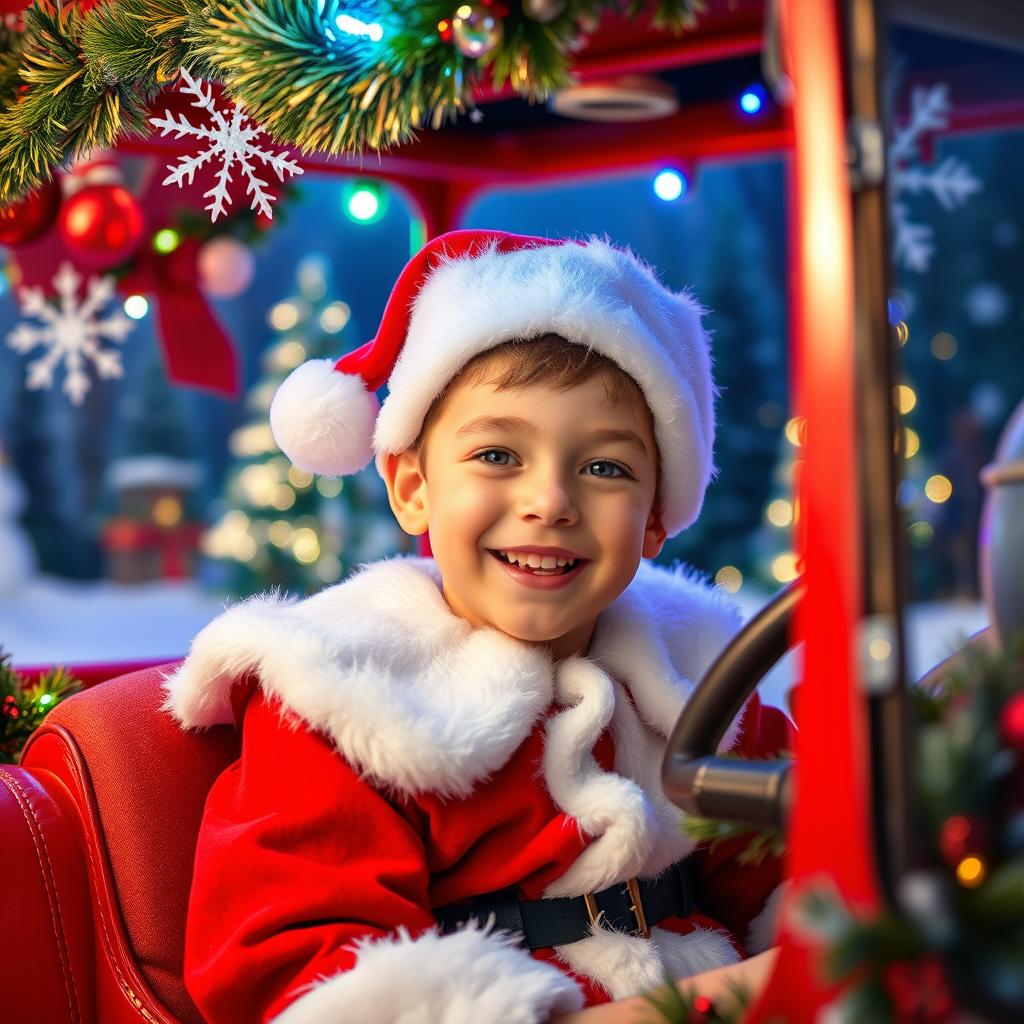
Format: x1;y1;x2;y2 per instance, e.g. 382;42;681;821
434;860;694;950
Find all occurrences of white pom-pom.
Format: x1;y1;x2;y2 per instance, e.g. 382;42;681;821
269;359;379;475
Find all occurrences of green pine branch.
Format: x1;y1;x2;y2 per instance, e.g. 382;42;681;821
0;22;24;108
628;0;706;32
0;1;155;201
682;814;787;866
0;0;707;202
916;637;1024;835
80;0;213;89
0;648;83;763
644;967;748;1024
792;638;1024;1018
191;0;468;156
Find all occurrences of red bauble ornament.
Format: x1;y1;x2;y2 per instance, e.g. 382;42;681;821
0;179;60;246
1000;692;1024;751
58;184;144;269
881;955;955;1022
938;813;989;866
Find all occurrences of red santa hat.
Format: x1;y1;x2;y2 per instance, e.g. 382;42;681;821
269;229;716;537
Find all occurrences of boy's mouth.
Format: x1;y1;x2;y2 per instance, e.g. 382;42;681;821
488;549;586;576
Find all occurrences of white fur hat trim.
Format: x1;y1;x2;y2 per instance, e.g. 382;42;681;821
373;237;716;536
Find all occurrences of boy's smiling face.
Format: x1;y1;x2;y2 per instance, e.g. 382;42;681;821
383;359;665;661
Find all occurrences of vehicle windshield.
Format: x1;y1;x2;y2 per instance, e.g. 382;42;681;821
883;18;1024;670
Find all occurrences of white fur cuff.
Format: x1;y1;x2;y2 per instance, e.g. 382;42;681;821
746;882;788;955
271;923;584;1024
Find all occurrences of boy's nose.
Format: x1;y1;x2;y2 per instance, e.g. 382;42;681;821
515;473;578;527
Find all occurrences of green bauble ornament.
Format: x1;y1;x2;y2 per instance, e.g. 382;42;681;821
452;5;503;58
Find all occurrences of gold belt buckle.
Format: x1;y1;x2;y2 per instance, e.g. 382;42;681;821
583;877;651;939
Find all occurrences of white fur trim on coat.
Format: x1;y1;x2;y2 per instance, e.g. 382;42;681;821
553;924;740;1002
165;557;740;804
372;237;717;537
164;558;554;799
543;660;659;897
271;923;583;1024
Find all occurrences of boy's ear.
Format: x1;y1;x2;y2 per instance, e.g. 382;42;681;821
381;449;429;537
642;507;666;560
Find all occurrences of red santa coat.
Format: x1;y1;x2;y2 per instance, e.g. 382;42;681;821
165;557;792;1024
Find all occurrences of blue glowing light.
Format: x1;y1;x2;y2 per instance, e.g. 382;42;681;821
739;86;765;115
653;169;687;202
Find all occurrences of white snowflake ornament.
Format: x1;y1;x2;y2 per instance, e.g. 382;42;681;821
889;84;982;273
6;262;134;405
149;68;303;223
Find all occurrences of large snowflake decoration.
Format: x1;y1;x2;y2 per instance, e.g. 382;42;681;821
890;84;982;273
149;68;303;223
6;262;133;406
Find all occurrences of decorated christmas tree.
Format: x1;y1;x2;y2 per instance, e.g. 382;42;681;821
203;255;405;598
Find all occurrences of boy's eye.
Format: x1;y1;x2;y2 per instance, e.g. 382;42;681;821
587;460;627;478
477;449;512;466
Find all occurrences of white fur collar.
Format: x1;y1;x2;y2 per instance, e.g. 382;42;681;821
164;556;741;801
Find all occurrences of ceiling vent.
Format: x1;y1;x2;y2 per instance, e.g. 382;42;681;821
549;75;679;122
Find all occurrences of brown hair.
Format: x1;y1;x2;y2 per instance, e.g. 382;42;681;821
412;334;663;519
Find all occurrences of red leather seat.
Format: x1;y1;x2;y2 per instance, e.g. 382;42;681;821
1;665;239;1024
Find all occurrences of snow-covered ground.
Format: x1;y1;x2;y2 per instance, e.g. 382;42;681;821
0;576;227;667
0;577;989;711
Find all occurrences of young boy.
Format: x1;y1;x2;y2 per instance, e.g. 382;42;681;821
166;230;791;1023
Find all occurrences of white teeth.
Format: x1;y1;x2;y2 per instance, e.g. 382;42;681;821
496;550;580;573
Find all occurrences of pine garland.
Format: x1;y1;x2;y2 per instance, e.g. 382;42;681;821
795;639;1024;1020
644;973;749;1024
0;22;23;109
682;815;786;866
191;0;468;156
0;1;158;199
0;0;705;202
0;648;82;763
679;748;792;865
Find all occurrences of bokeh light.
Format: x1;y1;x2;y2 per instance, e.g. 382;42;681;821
123;294;149;319
653;169;687;202
714;566;743;593
925;474;953;503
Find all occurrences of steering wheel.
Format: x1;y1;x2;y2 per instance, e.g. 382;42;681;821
661;579;804;828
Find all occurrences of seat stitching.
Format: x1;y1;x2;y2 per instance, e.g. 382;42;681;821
0;768;81;1024
59;750;160;1023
